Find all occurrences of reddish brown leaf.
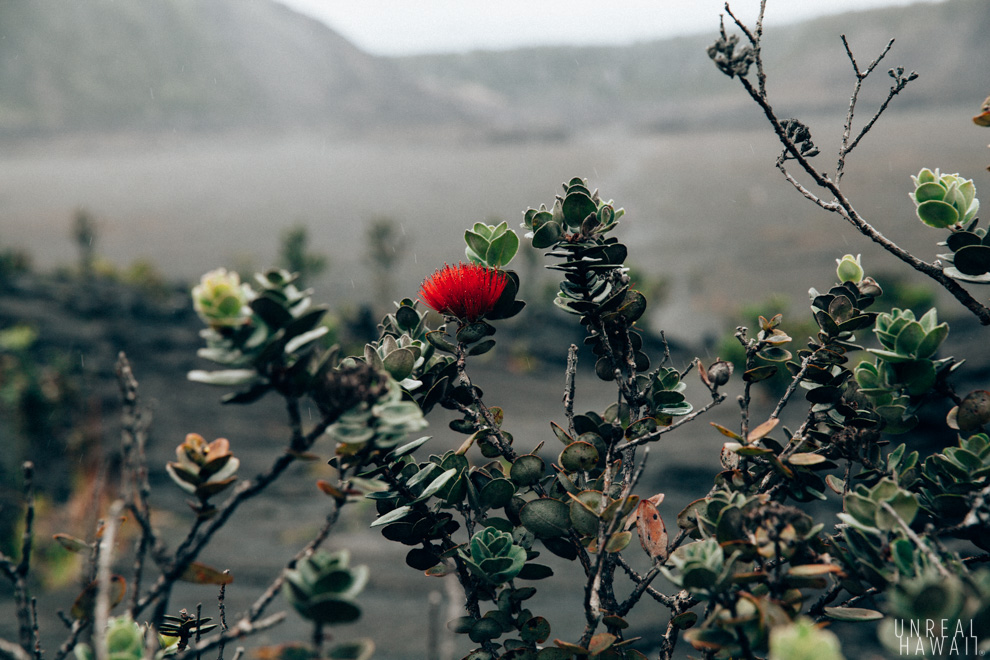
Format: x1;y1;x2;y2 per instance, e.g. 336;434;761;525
710;422;743;441
70;575;126;620
179;561;233;585
588;633;616;655
747;418;779;443
316;480;346;501
635;500;668;561
52;533;91;554
553;639;589;654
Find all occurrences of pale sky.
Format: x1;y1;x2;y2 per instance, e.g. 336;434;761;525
276;0;945;56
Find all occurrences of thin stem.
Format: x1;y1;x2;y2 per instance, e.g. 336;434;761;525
246;505;341;622
9;462;37;655
837;36;891;181
51;621;87;660
0;639;32;660
727;36;990;323
217;578;228;660
615;393;726;452
171;614;286;660
94;501;126;660
880;501;950;578
136;409;338;619
769;354;812;420
564;344;579;437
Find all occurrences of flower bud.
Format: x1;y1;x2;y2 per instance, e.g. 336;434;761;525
835;254;864;284
192;268;253;328
706;359;734;388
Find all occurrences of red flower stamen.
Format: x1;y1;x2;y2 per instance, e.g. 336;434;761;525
419;263;508;322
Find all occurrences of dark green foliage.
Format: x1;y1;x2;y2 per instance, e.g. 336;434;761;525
282;550;368;626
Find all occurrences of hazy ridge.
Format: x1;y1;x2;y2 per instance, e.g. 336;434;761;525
0;0;986;137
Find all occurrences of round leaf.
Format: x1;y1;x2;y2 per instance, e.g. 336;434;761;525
957;390;990;431
531;221;563;249
952;244;990;275
914;181;946;203
917;200;959;228
510;455;545;486
519;498;570;538
947;230;982;252
480;478;516;510
520;617;551;644
561;192;597;228
559;441;599;472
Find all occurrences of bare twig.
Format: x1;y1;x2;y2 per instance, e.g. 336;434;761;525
246;505;341;622
0;638;33;660
6;462;37;655
716;6;990;324
836;36;896;182
136;408;339;619
614;393;726;452
51;619;87;660
769;354;812;420
564;344;579;437
116;353;169;616
95;501;126;660
881;502;951;578
171;613;287;660
217;577;228;660
658;330;672;368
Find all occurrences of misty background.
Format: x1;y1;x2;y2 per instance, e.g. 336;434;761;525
1;0;986;331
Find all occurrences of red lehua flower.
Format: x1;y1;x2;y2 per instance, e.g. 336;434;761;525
419;262;508;322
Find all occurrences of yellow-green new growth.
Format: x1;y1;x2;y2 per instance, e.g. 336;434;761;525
910;168;979;228
191;268;253;328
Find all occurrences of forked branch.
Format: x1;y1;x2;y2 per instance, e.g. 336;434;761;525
714;3;990;325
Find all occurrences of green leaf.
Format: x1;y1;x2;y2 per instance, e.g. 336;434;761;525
479;479;515;510
532;221;563;249
917;200;959;228
914;181;946;203
788;453;826;466
894;321;926;357
387;436;432;460
550;421;573;445
425;331;457;353
559;441;599;472
823;607;883;622
953;244;990;275
394;305;420;331
465;230;490;260
187;369;262;387
413;468;458;503
370;505;412;528
561;192;597;229
743;365;777;382
517;563;554;580
605;530;632;553
519;498;570;538
485;230;520;268
284;326;329;354
382;347;416;380
468;339;497;356
510;455;545;486
520;617;551;644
